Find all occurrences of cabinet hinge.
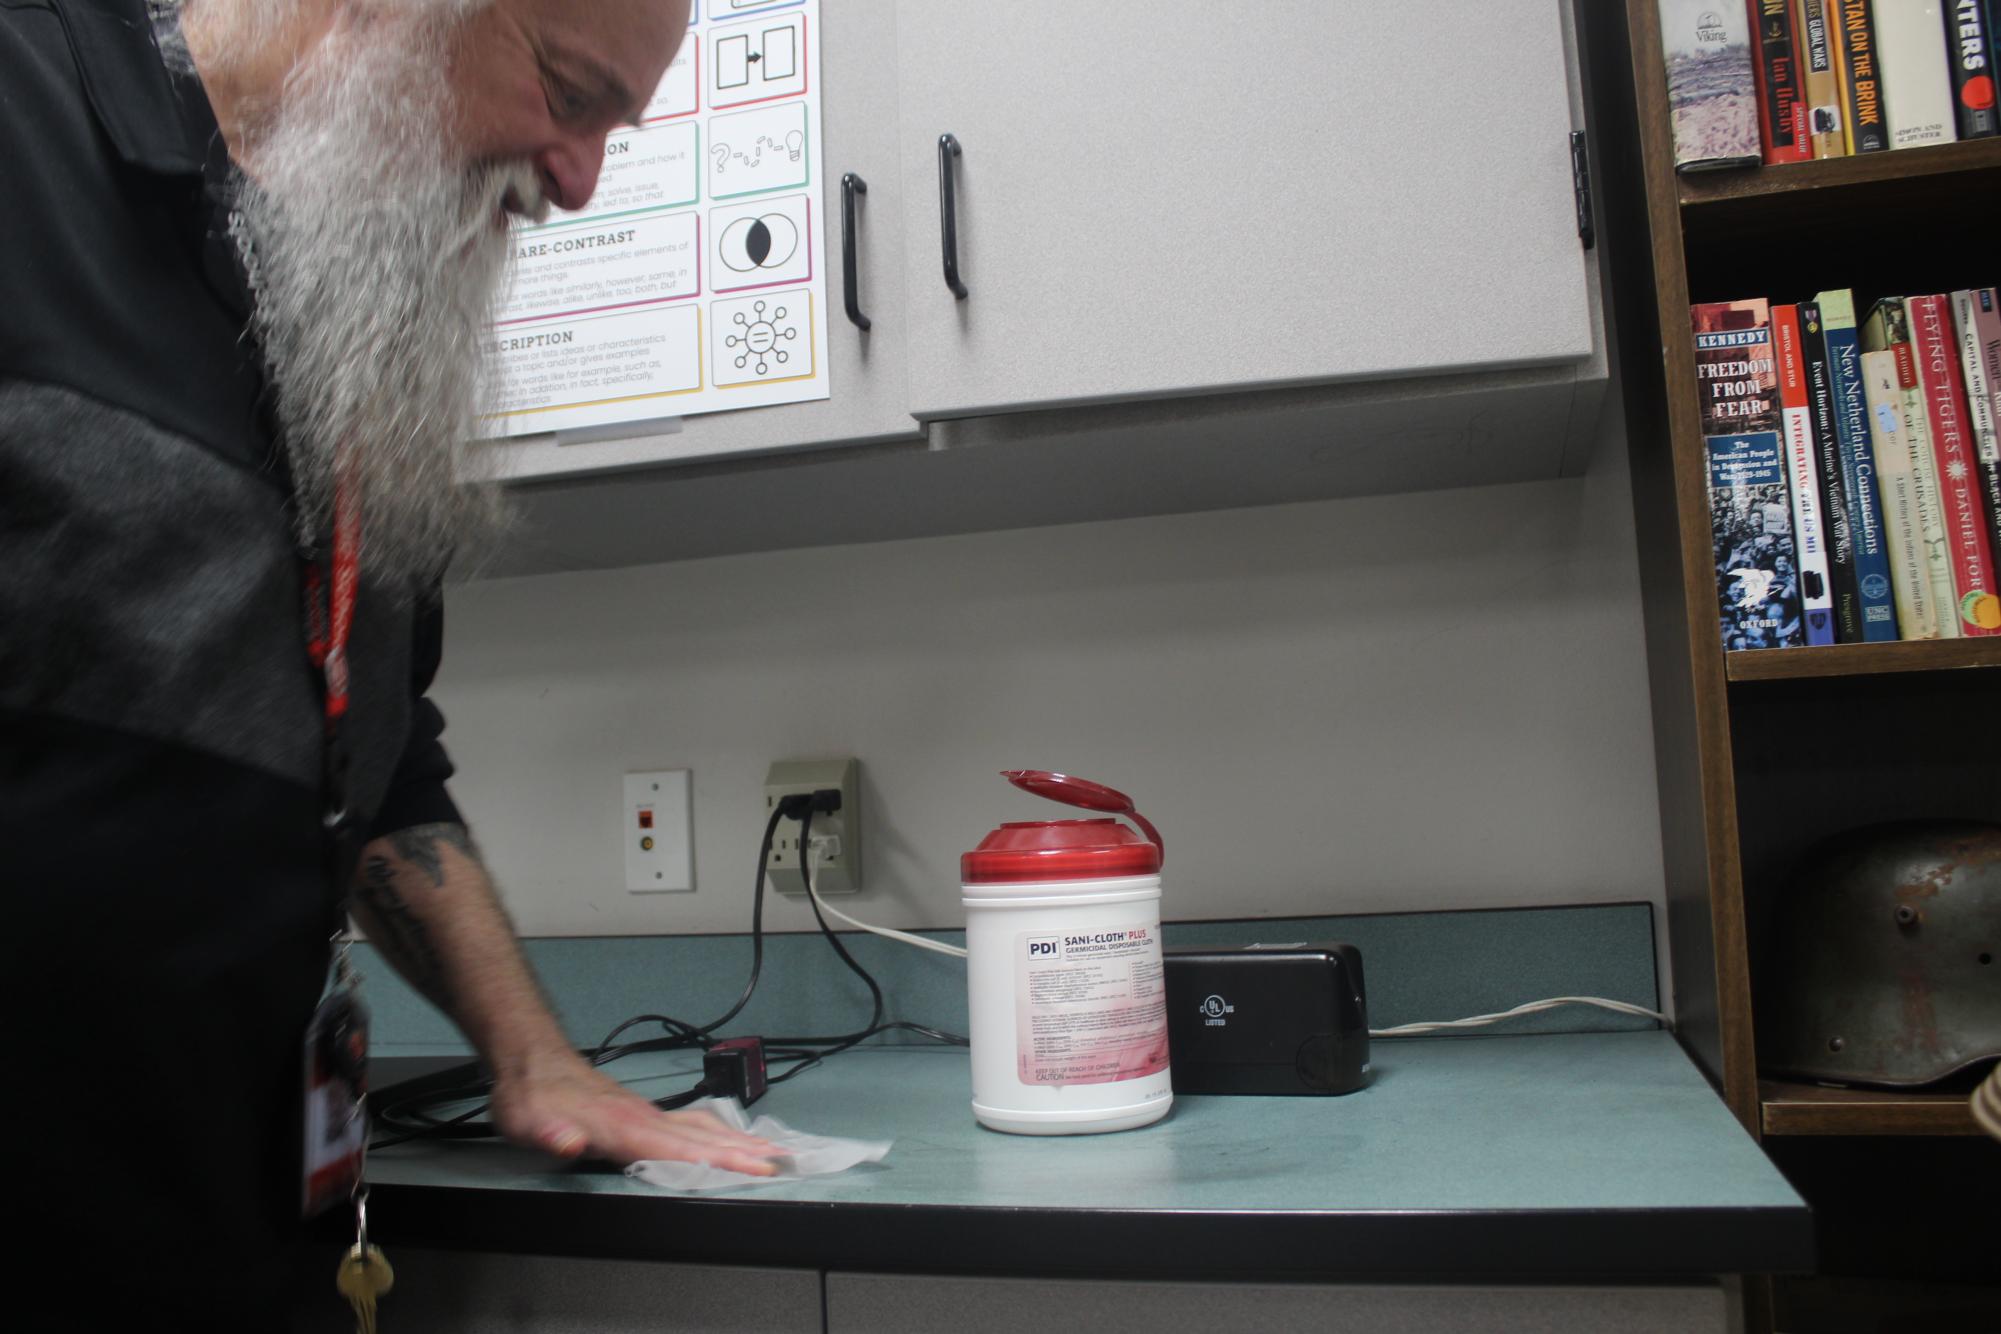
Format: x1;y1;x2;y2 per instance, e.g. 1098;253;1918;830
1569;130;1595;252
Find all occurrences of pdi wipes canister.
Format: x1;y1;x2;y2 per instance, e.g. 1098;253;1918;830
960;771;1172;1135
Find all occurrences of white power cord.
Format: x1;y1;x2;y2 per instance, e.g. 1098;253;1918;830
805;874;969;959
1370;995;1671;1036
788;890;1666;1033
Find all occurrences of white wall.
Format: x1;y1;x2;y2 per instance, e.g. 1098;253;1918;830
434;403;1664;947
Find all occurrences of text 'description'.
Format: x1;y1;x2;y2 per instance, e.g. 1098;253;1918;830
487;306;702;437
498;212;701;325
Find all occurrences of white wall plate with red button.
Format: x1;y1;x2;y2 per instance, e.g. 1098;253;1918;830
623;769;694;893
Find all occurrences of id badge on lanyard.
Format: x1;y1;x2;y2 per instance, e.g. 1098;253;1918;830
303;941;370;1218
302;479;367;1220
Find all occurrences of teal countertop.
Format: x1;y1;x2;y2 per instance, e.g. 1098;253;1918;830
367;1031;1812;1278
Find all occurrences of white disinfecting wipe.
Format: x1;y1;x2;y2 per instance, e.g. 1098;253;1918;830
624;1097;891;1193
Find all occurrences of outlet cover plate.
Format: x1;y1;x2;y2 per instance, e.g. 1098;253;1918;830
624;770;694;893
764;757;859;896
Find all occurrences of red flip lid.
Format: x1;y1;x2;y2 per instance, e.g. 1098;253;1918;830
961;771;1164;883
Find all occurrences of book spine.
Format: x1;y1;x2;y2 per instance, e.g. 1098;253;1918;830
1693;299;1803;651
1944;0;2001;137
1794;0;1850;152
1863;297;1961;637
1836;0;1892;150
1659;0;1765;170
1802;302;1865;639
1860;348;1937;636
1774;306;1837;642
1708;430;1807;650
1911;294;2001;632
1820;290;1901;639
1892;325;1964;635
1751;0;1815;159
1876;0;1961;146
1956;287;2001;570
1692;298;1781;433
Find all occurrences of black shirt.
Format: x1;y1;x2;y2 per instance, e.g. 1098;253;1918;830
2;0;461;1321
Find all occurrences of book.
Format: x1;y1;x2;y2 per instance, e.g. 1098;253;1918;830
1943;0;2001;137
1660;0;1765;169
1751;0;1814;160
1802;301;1866;639
1774;305;1838;642
1834;0;1892;151
1695;299;1782;436
1818;289;1901;640
1909;293;2001;632
1694;299;1804;650
1876;0;1960;146
1953;287;2001;570
1794;0;1850;153
1859;346;1939;636
1862;298;1960;637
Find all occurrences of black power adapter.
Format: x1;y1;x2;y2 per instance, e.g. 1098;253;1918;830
702;1036;769;1107
1163;942;1370;1096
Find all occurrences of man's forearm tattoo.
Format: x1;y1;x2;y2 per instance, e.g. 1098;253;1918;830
386;822;477;887
357;853;445;994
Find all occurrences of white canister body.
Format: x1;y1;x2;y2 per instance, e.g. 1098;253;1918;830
962;875;1173;1135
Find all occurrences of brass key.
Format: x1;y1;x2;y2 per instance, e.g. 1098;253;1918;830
336;1242;394;1334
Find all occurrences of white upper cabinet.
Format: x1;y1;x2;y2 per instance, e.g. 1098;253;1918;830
892;0;1593;420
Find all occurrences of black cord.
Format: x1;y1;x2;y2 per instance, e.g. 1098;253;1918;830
764;1020;969;1048
366;792;968;1150
764;1020;971;1086
588;1013;707;1069
793;804;887;1043
369;804;796;1149
689;798;796;1037
762;797;966;1075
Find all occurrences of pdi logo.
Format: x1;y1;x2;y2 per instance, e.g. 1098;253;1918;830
1027;939;1059;958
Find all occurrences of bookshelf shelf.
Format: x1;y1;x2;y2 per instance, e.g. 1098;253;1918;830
1724;639;2001;682
1760;1079;1981;1137
1677;136;2001;208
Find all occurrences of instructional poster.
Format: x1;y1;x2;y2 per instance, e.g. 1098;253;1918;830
484;0;828;438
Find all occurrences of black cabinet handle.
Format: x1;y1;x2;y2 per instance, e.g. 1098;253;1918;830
840;172;871;331
937;133;967;300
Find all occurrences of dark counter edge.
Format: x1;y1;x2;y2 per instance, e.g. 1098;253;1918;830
357;1186;1815;1279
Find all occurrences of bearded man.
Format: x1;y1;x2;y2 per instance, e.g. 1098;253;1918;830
1;0;774;1322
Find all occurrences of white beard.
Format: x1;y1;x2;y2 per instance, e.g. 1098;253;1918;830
227;5;537;591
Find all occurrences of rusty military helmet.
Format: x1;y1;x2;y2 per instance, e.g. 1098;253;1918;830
1760;821;2001;1088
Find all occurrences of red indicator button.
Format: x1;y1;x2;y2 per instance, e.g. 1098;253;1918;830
638;808;655;829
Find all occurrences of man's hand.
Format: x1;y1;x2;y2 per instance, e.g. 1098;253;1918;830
347;824;780;1173
487;1046;781;1174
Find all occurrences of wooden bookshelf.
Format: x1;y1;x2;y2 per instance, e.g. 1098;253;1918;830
1590;2;2001;1327
1724;639;2001;682
1760;1080;1981;1137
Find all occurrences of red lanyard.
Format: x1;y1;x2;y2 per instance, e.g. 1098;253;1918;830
304;477;360;732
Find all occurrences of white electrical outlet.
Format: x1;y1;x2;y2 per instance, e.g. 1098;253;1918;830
764;757;860;896
624;770;694;893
